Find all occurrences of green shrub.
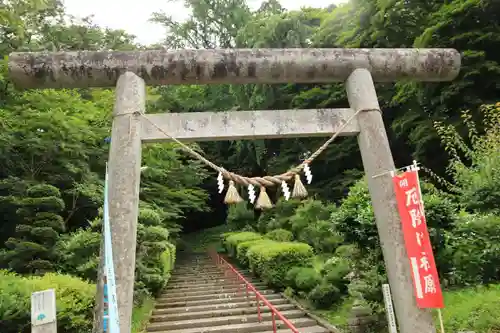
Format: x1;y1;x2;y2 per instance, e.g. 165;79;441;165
236;238;275;267
308;282;340;309
224;232;262;257
256;199;302;233
321;257;351;293
298;220;343;254
330;180;377;250
294;267;321;292
290;199;336;236
246;241;314;288
285;266;303;288
55;229;100;282
266;228;293;242
0;270;94;333
446;213;500;286
227;203;255;230
346;251;387;307
332;179;457;255
138;208;163;226
334;244;359;259
135;224;176;297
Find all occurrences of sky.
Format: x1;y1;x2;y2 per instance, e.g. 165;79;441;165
63;0;348;46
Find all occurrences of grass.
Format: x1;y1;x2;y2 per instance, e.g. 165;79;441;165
439;284;500;332
131;297;155;333
316;298;354;330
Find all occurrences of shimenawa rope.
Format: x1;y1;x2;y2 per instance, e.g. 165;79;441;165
139;107;367;188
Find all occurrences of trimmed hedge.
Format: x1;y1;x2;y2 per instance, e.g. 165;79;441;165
247;241;314;287
223;232;314;288
224;231;262;257
222;231;348;309
236;238;275;267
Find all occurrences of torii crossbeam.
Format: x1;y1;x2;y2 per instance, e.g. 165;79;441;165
9;48;460;333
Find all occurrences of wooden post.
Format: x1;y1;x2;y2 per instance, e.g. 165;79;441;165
31;289;57;333
346;68;436;333
94;72;144;333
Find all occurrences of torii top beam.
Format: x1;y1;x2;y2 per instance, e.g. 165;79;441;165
8;48;460;89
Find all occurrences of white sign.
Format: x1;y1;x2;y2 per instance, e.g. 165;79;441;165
382;284;398;333
31;289;56;326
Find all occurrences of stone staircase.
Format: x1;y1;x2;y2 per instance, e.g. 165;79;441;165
146;253;333;333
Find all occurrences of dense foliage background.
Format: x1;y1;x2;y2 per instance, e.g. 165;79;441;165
0;0;499;332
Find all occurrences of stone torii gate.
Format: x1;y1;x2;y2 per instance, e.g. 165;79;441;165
9;48;460;333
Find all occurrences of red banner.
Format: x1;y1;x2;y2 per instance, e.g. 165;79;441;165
392;169;444;308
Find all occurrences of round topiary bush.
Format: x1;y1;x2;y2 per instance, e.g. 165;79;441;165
294;267;321;292
308;282;340;309
265;228;293;242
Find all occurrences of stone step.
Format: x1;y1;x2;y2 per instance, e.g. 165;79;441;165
165;282;267;293
150;303;297;322
147;253;333;333
172;266;220;270
168;278;260;288
153;298;290;315
162;284;272;297
155;293;283;308
147;317;320;333
147;309;306;331
156;289;276;304
170;272;224;278
174;262;214;267
168;275;233;283
170;271;258;280
158;285;275;300
172;269;224;278
173;267;222;271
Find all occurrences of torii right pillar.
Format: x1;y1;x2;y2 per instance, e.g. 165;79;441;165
346;67;438;332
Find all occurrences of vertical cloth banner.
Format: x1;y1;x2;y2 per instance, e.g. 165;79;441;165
392;168;444;308
103;164;120;332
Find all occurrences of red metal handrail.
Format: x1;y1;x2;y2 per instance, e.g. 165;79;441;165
209;249;300;333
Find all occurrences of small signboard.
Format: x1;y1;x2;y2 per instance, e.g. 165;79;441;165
31;289;56;326
382;284;398;333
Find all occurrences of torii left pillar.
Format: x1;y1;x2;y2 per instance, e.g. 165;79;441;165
94;72;145;332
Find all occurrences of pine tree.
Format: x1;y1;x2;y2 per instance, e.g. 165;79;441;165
3;184;65;274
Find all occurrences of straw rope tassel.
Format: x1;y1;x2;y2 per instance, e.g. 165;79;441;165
292;174;308;198
255;186;273;210
224;180;243;204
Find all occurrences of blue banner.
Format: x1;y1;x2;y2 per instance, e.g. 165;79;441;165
103;164;120;333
